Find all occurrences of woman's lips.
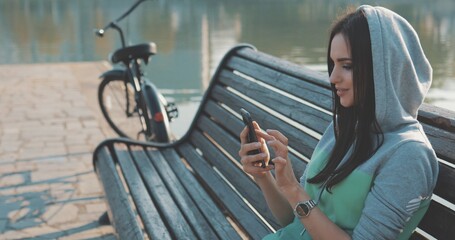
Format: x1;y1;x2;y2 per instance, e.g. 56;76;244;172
336;88;348;96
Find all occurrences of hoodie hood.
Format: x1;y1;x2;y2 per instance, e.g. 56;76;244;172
358;5;432;132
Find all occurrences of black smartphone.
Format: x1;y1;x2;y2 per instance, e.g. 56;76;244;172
240;108;267;168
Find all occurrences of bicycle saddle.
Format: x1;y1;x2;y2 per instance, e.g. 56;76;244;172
110;42;157;64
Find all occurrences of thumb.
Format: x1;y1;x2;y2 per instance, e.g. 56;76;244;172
271;156;287;172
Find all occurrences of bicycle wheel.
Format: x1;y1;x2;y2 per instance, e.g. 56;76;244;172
98;76;151;141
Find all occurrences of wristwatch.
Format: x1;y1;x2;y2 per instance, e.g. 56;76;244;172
293;200;317;218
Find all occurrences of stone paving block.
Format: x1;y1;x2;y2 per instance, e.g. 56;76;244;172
82;120;100;128
78;178;103;196
67;145;92;154
36;162;85;173
0;174;25;187
33;155;67;164
1;229;30;239
21;224;61;238
1;134;19;142
40;147;68;158
31;170;76;183
0;188;17;196
59;229;111;240
44;141;66;148
0;145;21;153
23;141;45;149
65;121;83;130
42;204;79;226
13;162;36;172
0;164;16;174
56;224;114;240
18;151;48;161
5;207;44;231
8;207;29;223
2;128;20;136
84;203;107;214
14;184;50;195
0;153;18;162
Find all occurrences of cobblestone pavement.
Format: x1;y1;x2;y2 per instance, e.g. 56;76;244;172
0;62;119;239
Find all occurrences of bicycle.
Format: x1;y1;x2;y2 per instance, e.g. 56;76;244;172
94;0;178;142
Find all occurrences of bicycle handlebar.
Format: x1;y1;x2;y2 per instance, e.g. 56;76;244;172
94;0;149;37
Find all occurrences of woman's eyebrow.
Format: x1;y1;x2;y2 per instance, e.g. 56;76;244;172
336;57;352;62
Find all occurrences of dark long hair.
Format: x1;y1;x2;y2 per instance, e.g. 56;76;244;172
307;9;383;191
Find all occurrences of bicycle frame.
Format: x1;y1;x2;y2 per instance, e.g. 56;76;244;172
95;0;174;142
129;60;151;135
97;0;148;103
97;0;150;133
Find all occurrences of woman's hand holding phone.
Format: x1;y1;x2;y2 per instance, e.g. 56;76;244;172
239;109;274;179
238;109;302;209
239;122;274;178
238;108;300;194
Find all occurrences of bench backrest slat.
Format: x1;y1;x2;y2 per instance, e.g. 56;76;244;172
420;123;455;164
418;104;455;133
432;162;455;204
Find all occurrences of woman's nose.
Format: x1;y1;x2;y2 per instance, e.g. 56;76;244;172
329;70;339;84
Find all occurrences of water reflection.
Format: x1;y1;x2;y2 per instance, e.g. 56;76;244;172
1;0;454;114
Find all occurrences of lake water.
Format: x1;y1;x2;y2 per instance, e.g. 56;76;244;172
1;0;454;136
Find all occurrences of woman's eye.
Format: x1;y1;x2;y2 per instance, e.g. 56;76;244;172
342;64;352;70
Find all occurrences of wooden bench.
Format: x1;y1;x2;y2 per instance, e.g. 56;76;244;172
92;45;455;240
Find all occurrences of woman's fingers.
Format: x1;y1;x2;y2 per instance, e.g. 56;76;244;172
239;121;275;177
244;164;275;174
266;129;289;145
252;121;261;131
238;142;261;156
270;156;287;169
255;130;275;141
240;152;267;164
240;151;274;175
239;126;249;144
272;156;299;192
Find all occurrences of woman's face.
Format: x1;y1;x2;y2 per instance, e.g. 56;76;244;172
329;33;354;108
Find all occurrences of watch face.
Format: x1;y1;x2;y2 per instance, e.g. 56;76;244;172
296;203;309;216
295;200;317;218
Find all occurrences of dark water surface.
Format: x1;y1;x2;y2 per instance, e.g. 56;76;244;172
1;0;454;135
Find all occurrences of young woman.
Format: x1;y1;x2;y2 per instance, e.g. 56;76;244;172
239;5;439;239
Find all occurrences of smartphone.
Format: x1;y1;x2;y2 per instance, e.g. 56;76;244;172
240;108;267;168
